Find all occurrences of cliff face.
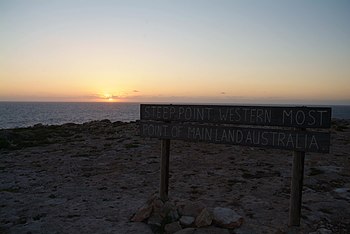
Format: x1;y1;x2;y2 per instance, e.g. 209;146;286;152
0;120;349;233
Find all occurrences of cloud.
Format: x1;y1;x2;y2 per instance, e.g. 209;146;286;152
133;90;140;93
81;95;100;99
83;94;120;100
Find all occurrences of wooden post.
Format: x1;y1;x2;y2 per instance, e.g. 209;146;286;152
289;128;306;226
160;139;170;201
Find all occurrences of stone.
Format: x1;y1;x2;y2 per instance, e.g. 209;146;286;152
131;194;167;222
125;222;154;234
131;203;153;222
164;200;177;212
164;221;182;234
167;209;180;222
152;197;165;214
147;213;163;227
194;226;230;234
131;194;166;222
194;208;212;227
179;216;195;227
317;228;332;234
164;200;179;220
177;201;206;217
309;228;333;234
212;207;243;229
333;187;350;200
174;228;196;234
234;226;264;234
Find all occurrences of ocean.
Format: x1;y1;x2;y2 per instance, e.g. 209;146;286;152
0;102;349;129
0;102;139;129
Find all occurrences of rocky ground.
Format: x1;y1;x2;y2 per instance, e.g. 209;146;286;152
0;119;349;234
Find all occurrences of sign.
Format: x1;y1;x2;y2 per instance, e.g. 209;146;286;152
139;104;332;226
140;122;330;153
141;104;331;128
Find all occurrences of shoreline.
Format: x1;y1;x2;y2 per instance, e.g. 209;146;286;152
1;119;349;233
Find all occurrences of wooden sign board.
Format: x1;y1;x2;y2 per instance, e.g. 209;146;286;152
140;122;330;153
139;104;332;226
141;104;331;128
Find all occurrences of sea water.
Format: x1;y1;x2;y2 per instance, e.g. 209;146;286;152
0;102;349;129
0;102;139;129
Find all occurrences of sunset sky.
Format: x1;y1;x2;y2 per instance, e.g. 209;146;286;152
1;0;349;104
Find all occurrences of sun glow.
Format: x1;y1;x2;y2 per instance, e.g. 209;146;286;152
102;93;115;102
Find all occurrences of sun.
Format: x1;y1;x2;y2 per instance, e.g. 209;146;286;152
102;93;116;102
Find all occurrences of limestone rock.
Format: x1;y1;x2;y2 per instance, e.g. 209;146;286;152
212;207;243;229
180;216;195;227
165;221;182;234
195;208;212;227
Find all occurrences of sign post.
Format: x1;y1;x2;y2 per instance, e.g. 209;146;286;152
289;128;306;226
160;139;170;201
140;104;332;225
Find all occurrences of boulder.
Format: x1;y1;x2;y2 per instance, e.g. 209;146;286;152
195;208;212;227
212;207;243;229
